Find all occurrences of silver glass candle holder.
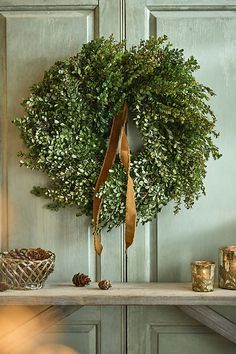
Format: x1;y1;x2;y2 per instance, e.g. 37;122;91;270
191;260;215;292
219;246;236;290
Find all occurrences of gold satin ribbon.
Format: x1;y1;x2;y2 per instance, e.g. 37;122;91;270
119;125;137;250
93;103;137;255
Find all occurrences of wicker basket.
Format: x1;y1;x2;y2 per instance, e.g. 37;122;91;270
0;248;55;290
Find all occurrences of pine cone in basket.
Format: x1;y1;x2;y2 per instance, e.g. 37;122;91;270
26;248;50;260
6;248;51;260
0;282;9;292
72;273;91;287
98;280;112;290
8;248;27;259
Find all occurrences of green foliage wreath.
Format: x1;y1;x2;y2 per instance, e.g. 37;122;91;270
14;36;221;230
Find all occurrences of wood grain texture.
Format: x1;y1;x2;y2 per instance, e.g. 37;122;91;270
179;305;236;345
0;283;236;306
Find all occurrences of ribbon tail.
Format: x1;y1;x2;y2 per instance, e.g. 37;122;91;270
120;124;137;252
93;195;103;255
125;175;136;250
94;230;103;255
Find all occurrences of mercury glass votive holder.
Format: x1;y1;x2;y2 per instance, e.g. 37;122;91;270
191;260;215;292
219;246;236;289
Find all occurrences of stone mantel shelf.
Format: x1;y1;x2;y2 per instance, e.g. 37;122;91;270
0;282;235;306
0;283;236;351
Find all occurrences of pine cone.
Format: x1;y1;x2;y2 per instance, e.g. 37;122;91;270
72;273;91;287
6;248;50;260
0;282;9;292
98;280;112;290
26;248;50;260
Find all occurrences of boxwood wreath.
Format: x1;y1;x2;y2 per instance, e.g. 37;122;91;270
14;36;221;252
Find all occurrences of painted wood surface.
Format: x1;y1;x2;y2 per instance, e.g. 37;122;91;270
126;0;236;283
128;305;236;354
0;1;98;7
179;305;236;345
0;305;82;353
0;1;126;353
126;0;236;352
1;4;97;282
0;304;125;354
1;283;236;306
1;0;236;353
0;13;7;251
152;4;236;283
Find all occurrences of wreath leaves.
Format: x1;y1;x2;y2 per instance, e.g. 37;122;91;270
14;36;221;230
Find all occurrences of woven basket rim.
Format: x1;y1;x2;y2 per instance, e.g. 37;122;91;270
0;248;55;262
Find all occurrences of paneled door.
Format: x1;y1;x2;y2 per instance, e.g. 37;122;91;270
0;1;126;353
1;0;236;353
126;0;236;353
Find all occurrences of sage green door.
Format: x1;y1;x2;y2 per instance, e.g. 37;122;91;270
0;1;126;353
0;0;236;353
126;1;236;353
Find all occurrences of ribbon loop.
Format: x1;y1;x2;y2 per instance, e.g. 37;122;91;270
92;103;136;255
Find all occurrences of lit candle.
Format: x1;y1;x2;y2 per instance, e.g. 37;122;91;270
219;246;236;289
191;260;215;292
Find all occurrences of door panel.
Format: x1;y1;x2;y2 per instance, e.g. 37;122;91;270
149;7;236;283
126;0;236;283
0;0;126;283
128;306;236;354
127;221;158;282
1;0;236;353
37;306;125;354
126;1;236;353
0;1;125;353
2;8;96;281
0;1;98;6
